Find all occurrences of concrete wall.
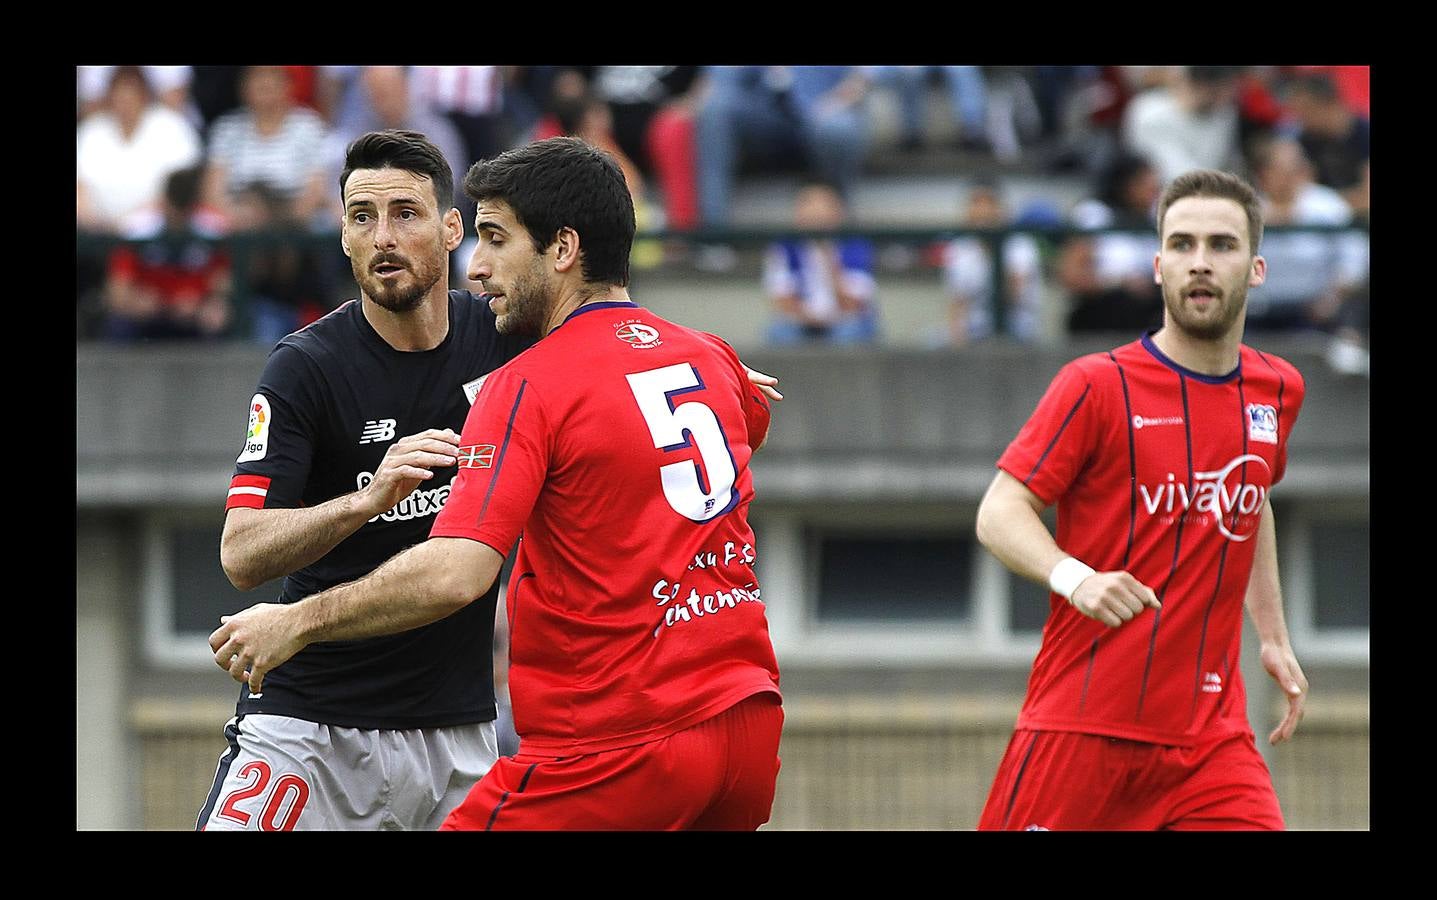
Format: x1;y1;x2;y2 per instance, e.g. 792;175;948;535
77;336;1368;507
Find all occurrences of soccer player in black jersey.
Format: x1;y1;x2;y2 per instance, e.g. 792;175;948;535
197;130;779;831
194;130;519;830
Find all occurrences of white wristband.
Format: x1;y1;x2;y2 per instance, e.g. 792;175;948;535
1049;557;1096;602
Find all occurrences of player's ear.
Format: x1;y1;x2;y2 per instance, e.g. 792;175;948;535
338;183;351;258
1249;254;1267;288
443;207;464;252
1153;252;1163;285
552;226;581;274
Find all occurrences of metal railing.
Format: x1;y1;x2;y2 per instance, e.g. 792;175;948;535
77;224;1370;343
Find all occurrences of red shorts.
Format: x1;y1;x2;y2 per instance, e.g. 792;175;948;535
441;692;783;830
978;728;1284;831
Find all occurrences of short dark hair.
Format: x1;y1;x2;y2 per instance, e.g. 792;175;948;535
1157;169;1264;252
463;136;635;287
340;129;454;212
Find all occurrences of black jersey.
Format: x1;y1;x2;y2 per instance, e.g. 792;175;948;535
225;290;533;729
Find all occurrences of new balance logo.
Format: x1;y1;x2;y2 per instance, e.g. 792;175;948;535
359;419;397;444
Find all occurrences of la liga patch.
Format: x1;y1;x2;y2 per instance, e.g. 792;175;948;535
237;394;271;462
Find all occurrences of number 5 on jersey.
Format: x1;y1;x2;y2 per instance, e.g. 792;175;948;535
627;363;739;523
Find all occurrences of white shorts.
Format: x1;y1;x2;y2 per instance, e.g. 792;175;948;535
197;714;498;831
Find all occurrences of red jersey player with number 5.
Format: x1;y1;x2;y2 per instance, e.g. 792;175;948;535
975;170;1309;830
207;137;783;830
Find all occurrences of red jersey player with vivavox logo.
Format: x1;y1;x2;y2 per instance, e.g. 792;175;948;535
974;169;1309;831
208;136;783;830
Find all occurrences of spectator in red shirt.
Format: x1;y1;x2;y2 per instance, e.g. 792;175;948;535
101;165;231;341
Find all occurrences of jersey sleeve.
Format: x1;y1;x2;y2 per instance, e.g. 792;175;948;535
738;361;771;453
702;333;771;452
430;364;550;555
226;343;325;511
1272;360;1306;486
996;358;1102;505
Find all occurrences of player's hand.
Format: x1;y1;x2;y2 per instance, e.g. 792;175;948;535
361;428;460;516
1260;642;1308;745
743;365;783;402
208;603;306;695
1068;571;1161;628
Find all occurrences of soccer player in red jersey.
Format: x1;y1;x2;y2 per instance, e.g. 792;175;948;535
975;169;1309;831
208;136;783;830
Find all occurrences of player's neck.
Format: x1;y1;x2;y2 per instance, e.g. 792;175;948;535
361;288;451;352
543;283;633;335
1151;322;1243;376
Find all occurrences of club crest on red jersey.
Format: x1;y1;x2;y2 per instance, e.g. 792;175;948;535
457;444;496;468
1246;403;1278;444
615;321;662;349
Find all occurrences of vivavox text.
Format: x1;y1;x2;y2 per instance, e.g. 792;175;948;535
1138;454;1270;542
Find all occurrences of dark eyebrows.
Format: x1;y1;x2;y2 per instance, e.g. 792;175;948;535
475;220;508;235
346;196;427;214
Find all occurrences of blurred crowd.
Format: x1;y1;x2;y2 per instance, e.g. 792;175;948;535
76;65;1369;371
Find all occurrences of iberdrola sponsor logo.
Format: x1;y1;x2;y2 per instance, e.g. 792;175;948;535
1138;454;1270;542
356;471;450;523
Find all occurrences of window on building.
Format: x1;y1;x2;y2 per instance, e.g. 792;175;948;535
814;532;975;623
142;513;280;667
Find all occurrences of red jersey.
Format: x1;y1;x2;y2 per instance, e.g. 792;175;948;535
999;333;1304;746
431;301;781;756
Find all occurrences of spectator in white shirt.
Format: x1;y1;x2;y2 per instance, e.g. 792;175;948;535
77;66;203;233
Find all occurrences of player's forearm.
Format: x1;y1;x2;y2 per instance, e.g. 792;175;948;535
1244;499;1294;648
295;538;494;644
220;495;375;591
975;474;1068;587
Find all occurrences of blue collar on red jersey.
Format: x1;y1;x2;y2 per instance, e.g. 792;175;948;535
561;300;640;327
1140;330;1241;384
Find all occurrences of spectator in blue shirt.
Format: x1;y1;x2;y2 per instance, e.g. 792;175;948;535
764;178;878;345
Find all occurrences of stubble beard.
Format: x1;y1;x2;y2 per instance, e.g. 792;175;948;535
494;261;554;338
354;251;445;314
1163;280;1248;342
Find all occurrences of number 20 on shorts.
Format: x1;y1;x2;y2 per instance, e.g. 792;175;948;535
215;761;311;831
